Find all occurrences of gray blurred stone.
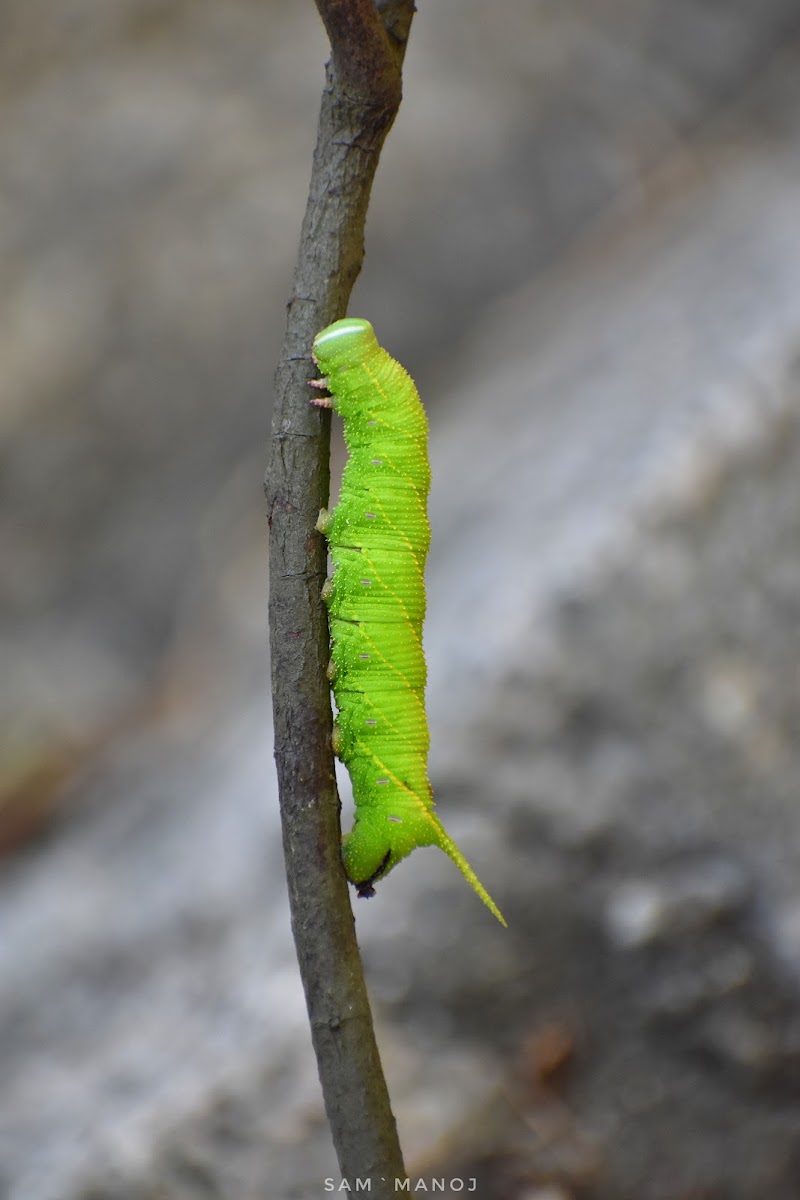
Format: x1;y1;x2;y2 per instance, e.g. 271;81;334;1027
605;860;751;949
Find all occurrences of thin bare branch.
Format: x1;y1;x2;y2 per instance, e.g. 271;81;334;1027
315;0;400;102
265;2;416;1195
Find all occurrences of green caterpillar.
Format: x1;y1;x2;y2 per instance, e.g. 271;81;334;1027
311;318;505;926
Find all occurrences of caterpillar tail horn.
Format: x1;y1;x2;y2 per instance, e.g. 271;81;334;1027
431;817;507;927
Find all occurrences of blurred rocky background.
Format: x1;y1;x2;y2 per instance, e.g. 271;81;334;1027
3;1;800;1197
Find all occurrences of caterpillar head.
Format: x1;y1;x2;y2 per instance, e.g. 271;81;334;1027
312;318;379;377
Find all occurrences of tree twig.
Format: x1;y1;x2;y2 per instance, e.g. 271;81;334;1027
265;1;415;1193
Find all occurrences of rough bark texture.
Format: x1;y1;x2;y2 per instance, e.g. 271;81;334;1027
264;1;415;1193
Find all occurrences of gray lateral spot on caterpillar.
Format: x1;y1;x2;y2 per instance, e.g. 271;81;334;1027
359;653;371;659
367;420;377;427
365;513;376;520
376;778;390;785
360;579;372;586
371;459;383;466
365;719;377;726
387;815;402;824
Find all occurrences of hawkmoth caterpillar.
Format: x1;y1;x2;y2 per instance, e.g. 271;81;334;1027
310;318;506;926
